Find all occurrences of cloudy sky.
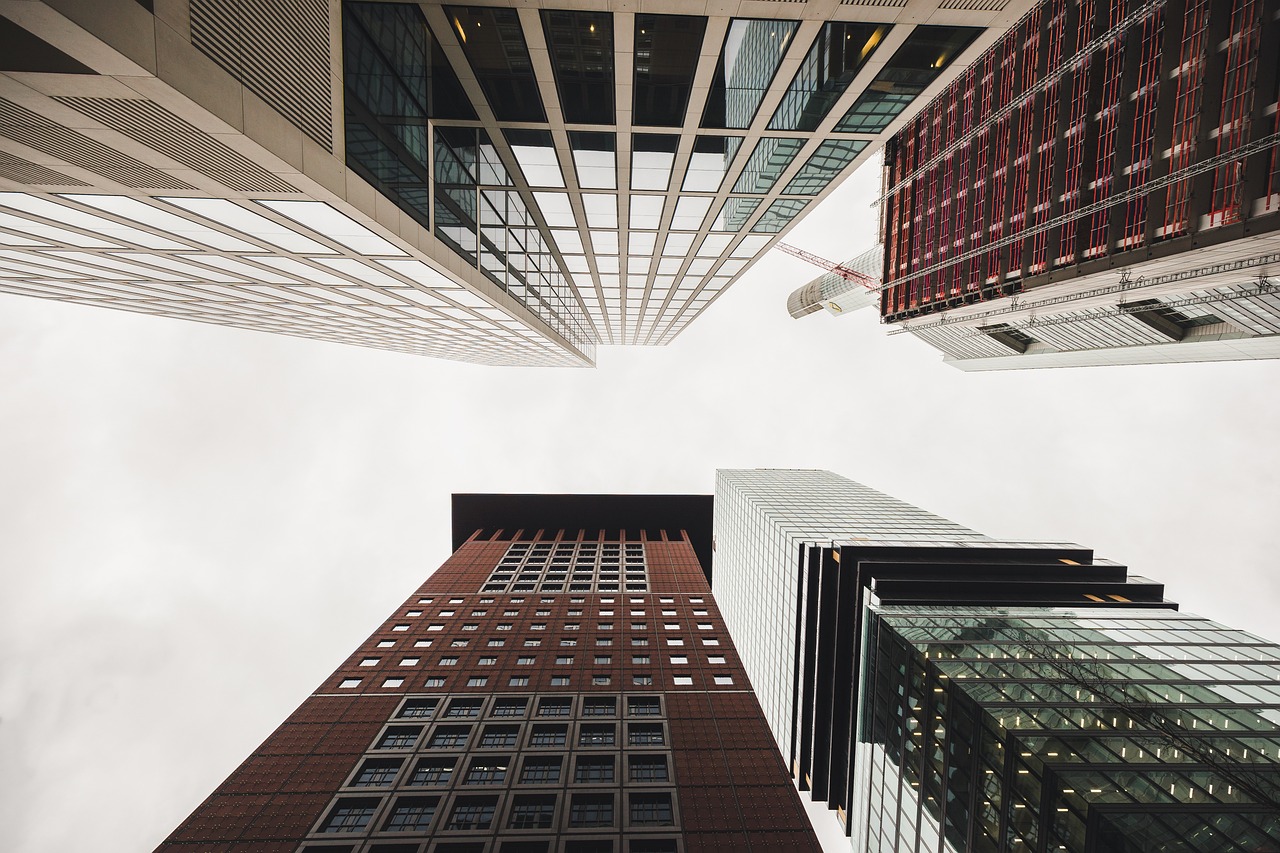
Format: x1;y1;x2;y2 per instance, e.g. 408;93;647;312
2;159;1278;851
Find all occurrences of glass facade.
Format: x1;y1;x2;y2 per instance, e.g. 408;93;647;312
837;26;983;134
853;605;1280;852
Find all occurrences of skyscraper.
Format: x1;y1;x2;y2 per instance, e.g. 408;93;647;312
713;469;1280;851
156;493;824;852
0;0;1028;366
875;0;1280;369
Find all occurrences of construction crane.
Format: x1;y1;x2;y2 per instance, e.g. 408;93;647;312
777;242;883;319
776;242;878;292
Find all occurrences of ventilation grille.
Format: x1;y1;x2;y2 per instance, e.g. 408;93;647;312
840;0;908;6
939;0;1009;10
56;97;298;193
0;99;195;190
0;151;90;186
190;0;333;152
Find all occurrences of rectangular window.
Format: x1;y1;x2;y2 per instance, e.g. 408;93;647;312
628;755;669;782
579;724;616;746
377;640;395;648
633;674;653;686
392;624;410;632
447;796;498;830
518;656;536;665
382;677;405;688
384;795;438;831
508;793;557;829
445;700;482;718
538;698;572;717
339;678;362;689
428;725;471;748
629;793;674;826
520;757;562;783
628;723;665;745
351;758;401;787
464;758;510;784
529;724;568;747
569;793;615;828
628;697;660;716
575;756;616;783
714;675;734;685
424;677;446;687
359;658;380;666
398;698;438;718
377;726;422;749
583;698;616;716
479;725;519;748
439;656;459;666
478;657;497;666
551;676;571;686
467;676;489;687
320;797;379;832
672;676;693;686
509;676;530;687
492;699;528;717
409;758;454;786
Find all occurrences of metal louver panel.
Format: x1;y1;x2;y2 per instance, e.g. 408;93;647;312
0;151;90;186
939;0;1010;10
190;0;334;152
0;99;195;191
55;97;299;193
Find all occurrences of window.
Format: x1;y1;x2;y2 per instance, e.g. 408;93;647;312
351;758;401;787
628;723;665;745
673;676;693;686
398;698;438;718
714;675;734;685
440;610;456;617
418;598;434;604
579;723;616;746
428;725;471;748
702;638;720;646
517;656;536;665
382;677;405;688
551;675;571;686
523;639;542;647
628;755;668;782
666;639;684;646
467;676;489;687
599;609;614;616
569;794;614;828
426;624;443;632
536;610;551;617
670;656;688;665
409;757;454;786
439;656;459;666
488;640;506;647
508;794;557;829
414;640;433;648
393;624;410;632
597;623;614;631
693;609;708;616
448;796;497;830
449;598;463;604
384;795;438;831
631;624;646;631
462;624;479;632
583;698;616;716
633;674;653;686
575;756;615;783
509;676;530;687
377;726;422;749
320;797;378;832
556;656;575;665
596;637;614;646
407;610;423;617
339;678;362;689
504;610;519;616
520;756;562;783
531;623;547;631
445;700;482;718
478;657;497;666
470;609;487;616
479;725;519;748
529;724;568;747
708;655;726;664
661;610;676;617
560;638;578;647
424;677;446;687
538;698;571;717
465;758;510;784
450;639;469;648
399;657;420;666
629;793;674;826
592;674;612;685
492;699;528;717
697;623;713;630
631;638;649;646
628;697;660;716
593;655;613;665
632;655;651;665
377;640;395;648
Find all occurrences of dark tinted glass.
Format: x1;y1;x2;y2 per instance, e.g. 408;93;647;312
446;6;545;121
542;10;614;124
702;19;799;129
633;14;707;126
769;22;890;131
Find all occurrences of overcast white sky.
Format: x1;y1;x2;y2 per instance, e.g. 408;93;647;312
2;159;1279;852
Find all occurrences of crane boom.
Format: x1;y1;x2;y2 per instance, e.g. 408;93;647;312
775;242;878;291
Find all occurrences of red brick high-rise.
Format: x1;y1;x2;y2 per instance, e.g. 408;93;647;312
157;495;821;853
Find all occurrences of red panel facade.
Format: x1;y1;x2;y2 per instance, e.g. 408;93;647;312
158;527;820;853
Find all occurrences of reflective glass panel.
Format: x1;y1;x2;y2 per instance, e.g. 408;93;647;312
633;14;707;127
782;139;868;195
733;137;806;193
702;19;800;129
631;134;678;191
570;132;616;189
505;129;564;188
836;25;981;133
709;198;761;231
541;10;614;124
751;198;809;232
446;6;545;122
769;22;890;131
682;135;743;192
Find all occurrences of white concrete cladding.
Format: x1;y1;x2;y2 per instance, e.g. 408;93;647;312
0;0;1032;365
711;469;990;768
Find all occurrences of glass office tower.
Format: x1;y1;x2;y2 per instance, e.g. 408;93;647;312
714;469;1280;852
